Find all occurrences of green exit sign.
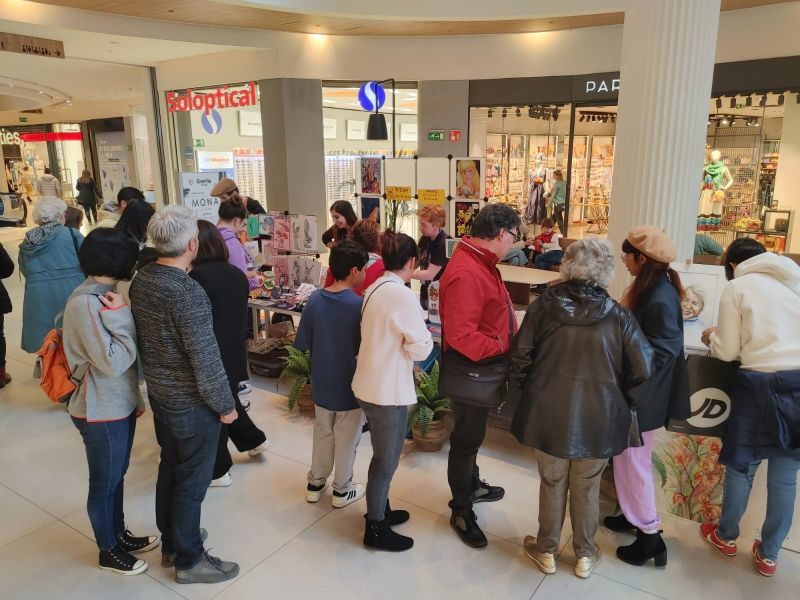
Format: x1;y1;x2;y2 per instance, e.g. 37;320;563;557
193;138;205;147
427;130;445;141
19;117;28;123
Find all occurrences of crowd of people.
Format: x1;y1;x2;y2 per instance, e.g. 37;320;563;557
0;184;797;585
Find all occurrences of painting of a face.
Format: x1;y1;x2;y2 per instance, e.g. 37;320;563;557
681;286;706;321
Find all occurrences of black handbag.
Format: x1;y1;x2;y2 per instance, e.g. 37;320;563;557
439;301;514;409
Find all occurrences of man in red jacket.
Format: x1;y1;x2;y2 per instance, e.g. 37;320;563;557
439;203;521;548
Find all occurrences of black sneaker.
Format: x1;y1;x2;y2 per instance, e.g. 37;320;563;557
99;545;148;575
471;479;505;504
450;511;488;548
118;529;159;554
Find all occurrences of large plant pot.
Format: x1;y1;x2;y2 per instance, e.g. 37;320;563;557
411;419;448;452
297;383;315;413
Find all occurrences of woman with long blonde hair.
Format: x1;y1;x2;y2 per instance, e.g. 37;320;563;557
75;169;101;225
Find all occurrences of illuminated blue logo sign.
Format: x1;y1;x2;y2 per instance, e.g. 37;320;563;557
200;109;223;135
358;82;386;112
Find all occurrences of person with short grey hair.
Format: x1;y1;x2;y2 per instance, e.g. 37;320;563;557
509;237;654;580
130;204;240;585
18;196;84;352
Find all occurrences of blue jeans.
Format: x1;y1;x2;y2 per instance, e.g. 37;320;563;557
717;455;800;560
152;403;221;569
535;250;564;270
504;248;529;266
71;412;137;551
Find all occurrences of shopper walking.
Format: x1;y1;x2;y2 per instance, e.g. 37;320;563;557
75;169;102;225
353;231;433;552
130;205;240;585
604;227;689;567
322;200;358;248
510;238;653;579
296;240;369;508
190;221;269;488
323;218;385;296
439;203;519;549
36;167;63;199
0;242;13;388
545;169;566;233
63;227;158;575
18;197;85;353
412;205;450;310
700;239;800;578
20;165;34;203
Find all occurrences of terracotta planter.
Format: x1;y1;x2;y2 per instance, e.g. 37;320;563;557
412;419;449;452
297;383;315;412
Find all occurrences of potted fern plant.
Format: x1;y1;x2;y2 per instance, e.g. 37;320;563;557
408;361;452;451
279;346;314;412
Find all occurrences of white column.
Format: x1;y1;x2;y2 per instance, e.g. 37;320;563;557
772;94;800;253
608;0;721;297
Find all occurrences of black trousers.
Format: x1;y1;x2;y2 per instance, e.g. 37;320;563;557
0;314;5;367
447;401;490;514
82;203;97;224
212;393;267;479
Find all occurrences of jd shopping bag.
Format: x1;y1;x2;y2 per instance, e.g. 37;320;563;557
667;354;740;438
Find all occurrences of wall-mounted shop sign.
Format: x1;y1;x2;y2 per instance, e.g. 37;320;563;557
572;72;621;101
239;110;262;137
166;82;257;114
427;130;445;142
358;81;386;112
18;117;28;123
0;129;21;145
179;172;224;222
0;32;65;59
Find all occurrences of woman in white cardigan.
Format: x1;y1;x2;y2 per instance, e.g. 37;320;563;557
353;231;433;552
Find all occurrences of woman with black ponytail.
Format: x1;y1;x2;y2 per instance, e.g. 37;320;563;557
604;226;690;568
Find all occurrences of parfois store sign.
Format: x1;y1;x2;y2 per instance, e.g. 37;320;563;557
167;82;257;114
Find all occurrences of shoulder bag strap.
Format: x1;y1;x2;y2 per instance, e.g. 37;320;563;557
361;281;393;317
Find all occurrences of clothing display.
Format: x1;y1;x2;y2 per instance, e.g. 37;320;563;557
697;158;731;232
418;230;449;309
524;166;547;225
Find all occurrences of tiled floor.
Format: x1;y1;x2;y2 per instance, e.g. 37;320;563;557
0;224;798;599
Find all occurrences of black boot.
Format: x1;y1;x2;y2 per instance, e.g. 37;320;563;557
363;517;413;552
616;530;668;567
450;510;488;549
386;500;409;526
604;513;638;534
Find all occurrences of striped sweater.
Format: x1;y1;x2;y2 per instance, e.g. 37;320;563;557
129;263;234;415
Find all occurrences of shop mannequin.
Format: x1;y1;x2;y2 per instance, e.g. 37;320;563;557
698;150;733;231
524;154;547;226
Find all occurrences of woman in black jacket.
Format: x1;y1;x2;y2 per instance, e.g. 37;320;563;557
190;221;268;487
603;226;690;568
509;238;653;580
0;242;14;387
75;170;101;225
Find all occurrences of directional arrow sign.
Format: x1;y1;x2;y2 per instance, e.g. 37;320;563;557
0;32;65;59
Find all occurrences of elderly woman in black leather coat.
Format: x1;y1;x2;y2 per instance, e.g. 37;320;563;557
509;238;653;580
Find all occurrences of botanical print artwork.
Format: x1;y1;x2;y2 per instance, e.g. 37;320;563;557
272;216;292;252
293;257;322;287
273;255;289;289
454;202;480;238
652;430;724;522
262;240;275;266
292;215;318;253
243;241;261;268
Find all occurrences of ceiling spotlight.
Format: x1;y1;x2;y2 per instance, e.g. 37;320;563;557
721;116;729;126
487;108;493;118
38;88;45;94
516;107;521;117
730;97;736;109
778;94;785;106
746;96;752;107
7;80;13;88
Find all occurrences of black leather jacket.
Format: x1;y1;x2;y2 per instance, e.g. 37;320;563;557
509;281;654;459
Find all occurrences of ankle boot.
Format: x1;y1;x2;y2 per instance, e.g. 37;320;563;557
363;517;413;552
603;513;638;534
616;530;668;567
385;500;409;526
0;369;10;388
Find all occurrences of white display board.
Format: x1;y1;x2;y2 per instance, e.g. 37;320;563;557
239;111;262;137
347;120;366;140
178;171;224;222
670;262;726;352
196;150;234;171
451;157;486;201
416;157;450;209
384;158;416;199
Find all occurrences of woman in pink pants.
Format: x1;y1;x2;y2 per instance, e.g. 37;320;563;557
606;226;690;567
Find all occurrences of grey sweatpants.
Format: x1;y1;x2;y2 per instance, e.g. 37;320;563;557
535;450;607;559
307;405;364;493
358;400;408;520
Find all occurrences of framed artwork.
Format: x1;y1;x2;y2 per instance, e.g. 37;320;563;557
246;215;260;240
243;241;261;267
262;240;275;266
360;196;382;225
451;201;481;238
291;257;322;287
400;122;417;142
272;216;292;252
670;262;727;352
445;238;460;258
258;214;274;237
360;157;382;195
452;158;484;201
273;255;290;289
347;120;366;140
291;215;318;253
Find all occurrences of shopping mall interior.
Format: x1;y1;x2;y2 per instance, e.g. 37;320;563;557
1;0;800;598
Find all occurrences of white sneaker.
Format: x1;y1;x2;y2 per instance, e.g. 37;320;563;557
523;535;556;574
331;483;366;508
209;472;232;488
248;439;270;457
306;482;328;503
574;551;601;579
238;381;252;395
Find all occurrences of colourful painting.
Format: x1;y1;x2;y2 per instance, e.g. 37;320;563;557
361;196;381;224
272;215;292;252
273;255;289;289
360;158;382;195
258;214;274;237
455;159;482;200
454;201;480;238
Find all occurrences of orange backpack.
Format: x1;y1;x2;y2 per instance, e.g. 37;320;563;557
34;315;88;404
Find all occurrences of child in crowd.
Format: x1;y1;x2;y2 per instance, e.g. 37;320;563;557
532;218;564;270
295;240;369;508
64;206;84;231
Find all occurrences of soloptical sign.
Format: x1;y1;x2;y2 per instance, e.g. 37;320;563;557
166;82;257;114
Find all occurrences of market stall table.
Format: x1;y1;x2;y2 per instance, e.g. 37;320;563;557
497;263;562;306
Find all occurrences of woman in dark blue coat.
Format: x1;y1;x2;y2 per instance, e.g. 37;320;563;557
604;227;689;568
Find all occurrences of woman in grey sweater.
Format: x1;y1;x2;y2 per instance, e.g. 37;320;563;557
63;228;158;576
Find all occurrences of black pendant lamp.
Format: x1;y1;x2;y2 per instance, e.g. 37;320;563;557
367;112;388;140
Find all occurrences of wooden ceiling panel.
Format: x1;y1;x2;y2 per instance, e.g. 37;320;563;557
27;0;796;36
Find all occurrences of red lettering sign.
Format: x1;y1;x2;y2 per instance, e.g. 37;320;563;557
166;82;258;114
19;132;83;142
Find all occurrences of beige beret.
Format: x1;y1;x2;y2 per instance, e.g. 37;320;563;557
210;177;237;197
627;226;677;264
